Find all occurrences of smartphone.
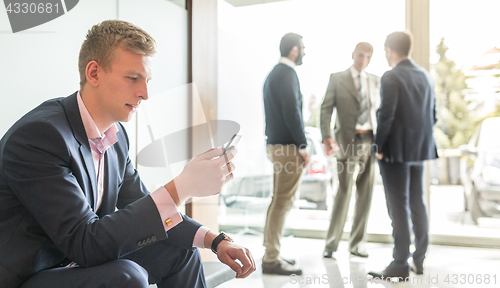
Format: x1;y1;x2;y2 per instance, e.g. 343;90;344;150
220;134;242;156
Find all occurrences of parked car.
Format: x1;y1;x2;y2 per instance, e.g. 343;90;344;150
222;126;333;210
300;127;334;209
459;117;500;224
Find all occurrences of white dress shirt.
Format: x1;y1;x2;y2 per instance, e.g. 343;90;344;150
349;66;373;131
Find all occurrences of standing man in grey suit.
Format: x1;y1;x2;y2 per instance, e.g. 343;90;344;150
320;42;380;259
368;31;438;280
262;33;310;275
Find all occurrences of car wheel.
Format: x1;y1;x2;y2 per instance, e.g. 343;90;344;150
469;185;484;225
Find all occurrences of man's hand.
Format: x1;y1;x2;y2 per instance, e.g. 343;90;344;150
165;147;236;205
216;240;256;279
322;137;339;156
300;151;310;169
376;153;383;160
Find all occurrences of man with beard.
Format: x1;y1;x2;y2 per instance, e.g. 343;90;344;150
262;33;309;275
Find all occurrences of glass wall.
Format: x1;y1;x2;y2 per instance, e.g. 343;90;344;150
217;0;405;236
128;0;190;194
428;0;500;240
216;0;500;246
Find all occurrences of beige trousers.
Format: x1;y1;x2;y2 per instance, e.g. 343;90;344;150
263;145;305;262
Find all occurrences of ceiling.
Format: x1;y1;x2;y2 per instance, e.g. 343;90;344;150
166;0;289;9
223;0;289;7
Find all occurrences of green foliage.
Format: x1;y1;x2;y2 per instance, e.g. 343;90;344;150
305;106;319;128
432;38;479;149
305;93;320;128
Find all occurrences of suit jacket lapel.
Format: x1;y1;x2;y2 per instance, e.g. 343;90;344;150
340;69;359;103
367;74;376;106
367;74;379;132
62;92;98;210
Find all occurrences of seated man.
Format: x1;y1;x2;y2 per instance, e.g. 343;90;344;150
0;20;255;288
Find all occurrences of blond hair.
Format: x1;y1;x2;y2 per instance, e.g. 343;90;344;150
78;20;156;89
354;42;374;53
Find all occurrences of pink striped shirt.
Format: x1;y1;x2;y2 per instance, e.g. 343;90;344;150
77;92;209;248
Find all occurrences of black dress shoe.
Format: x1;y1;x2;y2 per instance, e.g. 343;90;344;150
262;259;303;275
368;264;409;280
410;262;424;275
323;251;335;259
350;250;369;258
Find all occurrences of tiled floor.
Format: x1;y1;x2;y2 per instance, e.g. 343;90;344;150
217;235;500;288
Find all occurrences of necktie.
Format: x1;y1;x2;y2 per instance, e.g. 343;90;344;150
357;74;369;125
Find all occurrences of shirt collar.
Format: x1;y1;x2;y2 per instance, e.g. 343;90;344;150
349;65;367;79
77;91;119;152
279;57;296;68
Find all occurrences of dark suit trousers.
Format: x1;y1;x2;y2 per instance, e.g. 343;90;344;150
20;239;206;288
378;160;429;268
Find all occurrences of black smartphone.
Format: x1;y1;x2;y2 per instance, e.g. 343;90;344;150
220;134;242;156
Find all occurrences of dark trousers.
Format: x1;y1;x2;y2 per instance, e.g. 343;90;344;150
378;160;429;268
21;240;206;288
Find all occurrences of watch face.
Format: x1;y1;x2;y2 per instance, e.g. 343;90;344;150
222;232;233;242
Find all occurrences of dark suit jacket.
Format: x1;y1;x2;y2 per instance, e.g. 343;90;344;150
320;69;380;159
263;63;307;147
0;93;201;288
374;59;438;163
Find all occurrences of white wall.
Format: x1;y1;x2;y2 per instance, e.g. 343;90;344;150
0;0;116;136
0;0;189;190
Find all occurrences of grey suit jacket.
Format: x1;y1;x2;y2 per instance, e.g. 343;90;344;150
320;69;380;159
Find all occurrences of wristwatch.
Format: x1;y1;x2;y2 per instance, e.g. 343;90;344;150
211;232;233;254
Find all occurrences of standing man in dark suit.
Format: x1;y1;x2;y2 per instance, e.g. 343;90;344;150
0;20;255;288
320;42;380;260
262;33;309;275
368;31;438;280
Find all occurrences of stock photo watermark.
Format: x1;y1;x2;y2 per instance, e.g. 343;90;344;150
289;273;499;285
266;143;380;174
3;0;80;33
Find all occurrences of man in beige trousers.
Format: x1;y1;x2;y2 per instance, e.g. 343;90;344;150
262;33;310;275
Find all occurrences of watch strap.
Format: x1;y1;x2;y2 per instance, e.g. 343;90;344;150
211;232;229;254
